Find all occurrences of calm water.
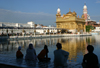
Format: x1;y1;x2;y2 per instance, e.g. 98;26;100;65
0;35;100;64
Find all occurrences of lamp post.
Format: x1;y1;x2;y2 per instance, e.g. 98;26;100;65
34;29;36;37
11;29;13;36
53;30;54;35
57;29;58;35
47;29;49;35
22;29;25;36
6;29;8;38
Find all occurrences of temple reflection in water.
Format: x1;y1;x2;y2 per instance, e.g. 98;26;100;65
0;36;97;62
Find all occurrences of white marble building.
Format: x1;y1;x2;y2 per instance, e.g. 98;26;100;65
92;27;100;32
0;22;57;35
0;21;35;28
36;24;57;34
0;21;35;34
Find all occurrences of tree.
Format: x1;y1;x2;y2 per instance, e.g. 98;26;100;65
35;24;37;28
40;24;43;26
86;25;94;32
61;29;66;33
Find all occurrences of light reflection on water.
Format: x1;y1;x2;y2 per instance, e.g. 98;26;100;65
0;35;100;63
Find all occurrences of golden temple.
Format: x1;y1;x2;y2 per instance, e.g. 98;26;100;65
56;8;86;34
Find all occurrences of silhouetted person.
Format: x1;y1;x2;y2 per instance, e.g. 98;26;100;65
82;45;99;68
25;44;37;60
54;43;69;67
38;45;51;62
16;46;23;59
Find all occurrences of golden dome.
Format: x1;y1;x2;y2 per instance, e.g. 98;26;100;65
67;11;72;14
66;9;72;14
73;11;77;15
72;11;77;17
81;14;85;19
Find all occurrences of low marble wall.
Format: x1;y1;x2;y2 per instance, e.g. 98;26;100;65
8;34;92;41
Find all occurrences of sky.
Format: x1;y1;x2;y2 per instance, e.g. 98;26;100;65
0;0;100;26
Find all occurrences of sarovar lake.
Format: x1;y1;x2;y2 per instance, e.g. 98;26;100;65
0;35;100;67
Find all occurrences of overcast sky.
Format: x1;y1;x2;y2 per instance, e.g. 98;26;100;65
0;0;100;26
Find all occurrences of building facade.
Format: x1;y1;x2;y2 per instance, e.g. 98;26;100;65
0;21;35;28
56;8;85;34
0;21;35;35
0;22;57;35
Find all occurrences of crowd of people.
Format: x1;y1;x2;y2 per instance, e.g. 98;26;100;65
16;43;51;62
16;43;99;68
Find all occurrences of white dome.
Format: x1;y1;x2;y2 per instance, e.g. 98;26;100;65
57;8;60;12
83;5;87;9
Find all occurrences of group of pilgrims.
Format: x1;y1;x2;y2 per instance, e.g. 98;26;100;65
16;43;99;68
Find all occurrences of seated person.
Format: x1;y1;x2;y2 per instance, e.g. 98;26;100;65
25;44;37;60
37;45;51;61
16;46;23;59
82;45;99;68
54;43;69;67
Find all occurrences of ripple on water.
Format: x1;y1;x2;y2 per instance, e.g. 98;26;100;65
0;55;83;68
